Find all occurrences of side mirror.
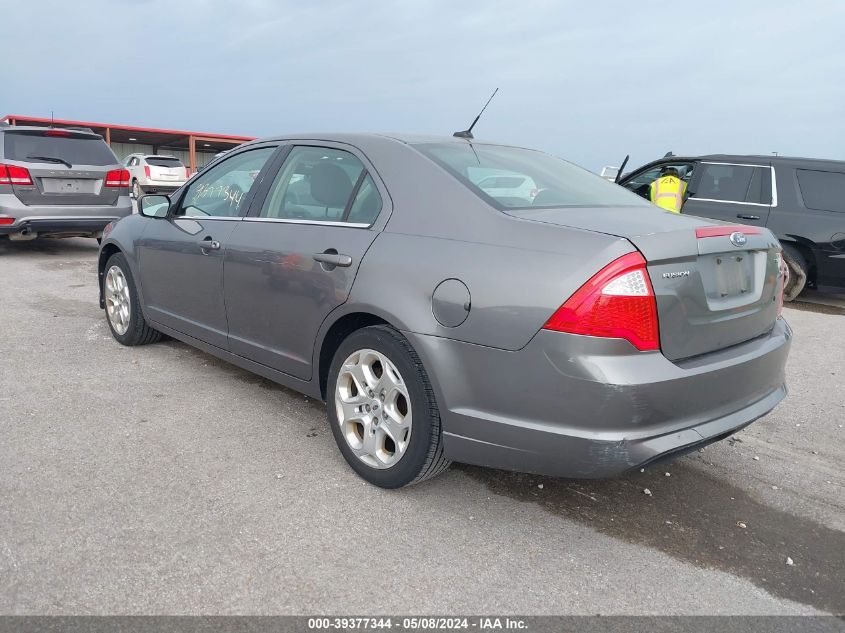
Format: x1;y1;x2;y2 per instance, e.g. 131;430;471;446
138;194;170;218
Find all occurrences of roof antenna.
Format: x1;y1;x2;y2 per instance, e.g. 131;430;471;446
453;88;498;139
50;110;54;127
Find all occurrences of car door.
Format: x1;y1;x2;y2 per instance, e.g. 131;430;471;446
137;145;278;348
683;161;773;227
223;143;388;380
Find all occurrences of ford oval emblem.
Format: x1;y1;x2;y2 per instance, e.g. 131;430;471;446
730;231;747;247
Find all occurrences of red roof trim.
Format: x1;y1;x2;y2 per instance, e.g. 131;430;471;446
2;114;255;142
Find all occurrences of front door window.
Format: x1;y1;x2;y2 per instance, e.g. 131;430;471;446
176;147;276;218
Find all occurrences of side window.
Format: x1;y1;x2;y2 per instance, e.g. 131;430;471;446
260;146;381;224
745;167;764;204
624;163;695;200
177;147;275;218
623;167;662;193
694;163;756;202
796;169;845;213
346;174;383;225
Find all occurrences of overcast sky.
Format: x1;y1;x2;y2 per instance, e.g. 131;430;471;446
1;0;843;171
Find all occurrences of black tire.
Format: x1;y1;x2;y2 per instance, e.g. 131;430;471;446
103;252;163;346
132;180;143;200
327;325;450;488
782;244;808;302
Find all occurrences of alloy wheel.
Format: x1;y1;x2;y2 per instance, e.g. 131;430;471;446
104;265;131;335
335;348;412;469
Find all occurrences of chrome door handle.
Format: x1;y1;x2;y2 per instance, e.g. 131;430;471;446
200;238;221;251
313;251;352;268
736;214;760;221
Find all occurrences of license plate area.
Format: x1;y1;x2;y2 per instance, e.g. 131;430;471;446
700;250;765;309
41;178;97;194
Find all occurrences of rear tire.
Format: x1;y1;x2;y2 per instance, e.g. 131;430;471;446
103;252;163;346
782;245;808;302
327;325;450;488
132;180;143;199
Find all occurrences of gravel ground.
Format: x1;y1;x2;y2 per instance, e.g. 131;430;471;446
0;237;842;615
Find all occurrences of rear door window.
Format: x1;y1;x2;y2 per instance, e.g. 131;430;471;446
745;167;765;204
259;146;381;224
796;169;845;213
3;131;117;166
694;163;771;204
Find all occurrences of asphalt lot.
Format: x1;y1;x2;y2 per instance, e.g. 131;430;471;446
0;237;843;615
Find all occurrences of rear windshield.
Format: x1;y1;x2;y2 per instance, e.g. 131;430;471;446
3;131;117;166
146;156;184;167
415;142;649;210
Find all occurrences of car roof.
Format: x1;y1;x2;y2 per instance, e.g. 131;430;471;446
241;132;528;150
631;153;845;172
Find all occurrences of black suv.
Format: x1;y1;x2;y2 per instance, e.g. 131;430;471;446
619;154;845;300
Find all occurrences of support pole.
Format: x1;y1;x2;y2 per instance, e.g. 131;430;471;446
188;135;196;174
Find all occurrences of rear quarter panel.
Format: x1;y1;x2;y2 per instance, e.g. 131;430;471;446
347;228;633;351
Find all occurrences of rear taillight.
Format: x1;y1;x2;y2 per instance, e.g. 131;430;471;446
185;167;191;179
144;165;151;178
104;169;130;188
44;129;71;137
776;250;788;316
0;217;15;225
543;251;660;351
0;163;34;186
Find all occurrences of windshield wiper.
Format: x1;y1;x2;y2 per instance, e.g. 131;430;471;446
26;155;73;168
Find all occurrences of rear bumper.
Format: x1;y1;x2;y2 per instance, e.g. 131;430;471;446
0;217;121;236
407;318;792;478
0;195;132;236
139;179;184;192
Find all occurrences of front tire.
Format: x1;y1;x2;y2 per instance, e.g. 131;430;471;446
327;325;450;488
103;253;163;346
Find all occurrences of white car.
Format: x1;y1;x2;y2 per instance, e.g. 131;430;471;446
124;154;189;198
469;168;538;203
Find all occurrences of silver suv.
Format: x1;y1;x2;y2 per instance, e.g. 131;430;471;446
0;125;131;241
124;154;188;198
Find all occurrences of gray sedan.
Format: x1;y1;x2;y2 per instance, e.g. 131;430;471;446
97;134;791;488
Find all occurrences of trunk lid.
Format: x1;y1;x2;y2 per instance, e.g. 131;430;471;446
3;129;121;206
505;206;782;360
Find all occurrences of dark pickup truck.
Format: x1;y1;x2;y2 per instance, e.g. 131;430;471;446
619;154;845;300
